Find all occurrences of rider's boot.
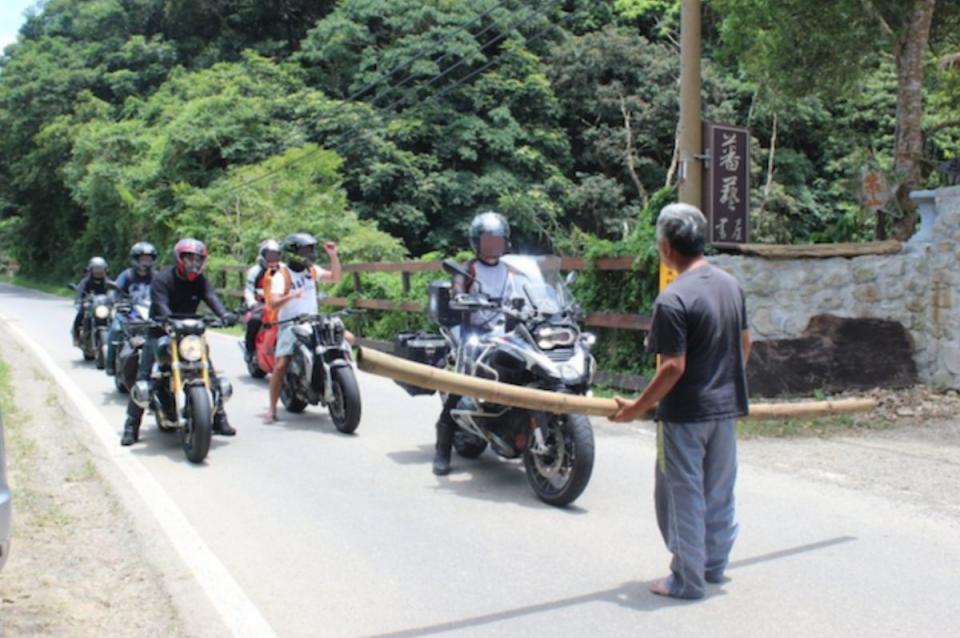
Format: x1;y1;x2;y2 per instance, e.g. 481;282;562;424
121;416;140;446
432;420;453;476
213;407;236;436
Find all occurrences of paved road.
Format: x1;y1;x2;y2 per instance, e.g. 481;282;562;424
1;282;958;637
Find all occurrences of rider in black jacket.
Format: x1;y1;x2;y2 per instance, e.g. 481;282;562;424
72;256;113;346
121;239;237;446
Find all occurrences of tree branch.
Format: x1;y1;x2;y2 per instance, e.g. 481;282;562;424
619;94;649;207
860;0;895;38
758;113;778;220
925;119;960;136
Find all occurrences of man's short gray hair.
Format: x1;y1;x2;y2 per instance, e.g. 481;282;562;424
656;203;707;257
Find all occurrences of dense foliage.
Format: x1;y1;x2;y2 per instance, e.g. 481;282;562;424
0;0;957;373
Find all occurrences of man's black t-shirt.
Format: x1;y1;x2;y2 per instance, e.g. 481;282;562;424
150;267;227;321
646;263;749;422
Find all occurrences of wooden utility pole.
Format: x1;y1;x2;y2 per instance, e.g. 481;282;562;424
678;0;702;208
661;0;701;293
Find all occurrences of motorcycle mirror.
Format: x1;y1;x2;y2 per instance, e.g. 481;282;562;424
67;282;78;292
565;271;579;286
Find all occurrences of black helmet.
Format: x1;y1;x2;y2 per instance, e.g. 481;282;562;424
282;233;318;272
468;211;510;262
130;242;157;273
258;239;282;269
88;256;108;279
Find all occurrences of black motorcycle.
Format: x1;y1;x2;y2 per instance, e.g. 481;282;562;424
404;256;597;507
279;310;362;434
130;315;233;464
71;287;113;369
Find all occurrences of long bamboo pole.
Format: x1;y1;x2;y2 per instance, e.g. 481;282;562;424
355;348;876;420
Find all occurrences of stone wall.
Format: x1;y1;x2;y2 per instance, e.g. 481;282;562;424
709;184;960;389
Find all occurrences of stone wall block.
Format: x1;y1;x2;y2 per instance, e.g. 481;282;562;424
853;263;878;284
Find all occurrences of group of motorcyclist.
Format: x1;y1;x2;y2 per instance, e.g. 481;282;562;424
73;232;344;447
72;214;510;476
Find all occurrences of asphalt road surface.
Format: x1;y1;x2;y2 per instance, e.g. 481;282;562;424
1;282;958;638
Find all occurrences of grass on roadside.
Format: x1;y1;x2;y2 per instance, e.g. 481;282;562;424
737;412;890;439
0;355;73;533
0;273;73;298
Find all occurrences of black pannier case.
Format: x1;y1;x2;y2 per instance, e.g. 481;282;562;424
428;280;459;327
392;331;451;396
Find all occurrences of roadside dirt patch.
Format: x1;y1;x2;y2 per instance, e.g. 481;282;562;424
0;338;186;637
738;386;960;521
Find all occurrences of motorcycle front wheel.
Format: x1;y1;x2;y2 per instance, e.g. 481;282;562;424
523;413;595;507
113;364;128;393
95;328;107;369
329;366;361;434
182;385;212;463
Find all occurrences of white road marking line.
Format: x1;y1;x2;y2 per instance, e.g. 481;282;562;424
0;312;277;638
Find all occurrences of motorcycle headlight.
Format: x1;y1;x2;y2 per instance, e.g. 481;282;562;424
94;305;110;319
178;335;204;362
535;326;577;350
581;332;597;348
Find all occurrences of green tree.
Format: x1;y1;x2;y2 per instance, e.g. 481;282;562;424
713;0;960;239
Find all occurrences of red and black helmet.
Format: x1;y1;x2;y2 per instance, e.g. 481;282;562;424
173;238;208;282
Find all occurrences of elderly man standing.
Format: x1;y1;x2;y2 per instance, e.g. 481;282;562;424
611;203;751;600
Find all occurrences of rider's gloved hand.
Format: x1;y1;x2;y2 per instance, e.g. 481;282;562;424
221;312;238;328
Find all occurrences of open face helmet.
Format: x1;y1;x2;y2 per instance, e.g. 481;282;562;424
173;238;208;282
258;239;282;270
468;211;510;264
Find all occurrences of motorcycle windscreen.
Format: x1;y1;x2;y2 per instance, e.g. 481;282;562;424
256;324;279;374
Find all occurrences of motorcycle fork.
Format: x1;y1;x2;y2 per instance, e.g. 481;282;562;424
168;338;212;426
528;413;549;454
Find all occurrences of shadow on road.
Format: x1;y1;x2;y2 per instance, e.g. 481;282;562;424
366;580;706;638
388;445;590;513
366;536;858;638
127;422;232;465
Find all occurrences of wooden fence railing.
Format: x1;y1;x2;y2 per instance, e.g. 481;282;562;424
218;257;651;332
217;257;652;390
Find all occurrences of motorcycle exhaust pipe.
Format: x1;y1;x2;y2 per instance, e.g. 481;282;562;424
355;347;877;420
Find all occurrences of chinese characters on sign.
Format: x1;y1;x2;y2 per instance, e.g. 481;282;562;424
702;122;750;244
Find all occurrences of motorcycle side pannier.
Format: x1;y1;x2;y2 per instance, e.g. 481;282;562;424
392;331;451;396
428;280;459;327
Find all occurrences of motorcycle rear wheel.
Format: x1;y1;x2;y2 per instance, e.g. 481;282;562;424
280;373;307;413
182;385;212;463
246;354;267;379
523;413;595;507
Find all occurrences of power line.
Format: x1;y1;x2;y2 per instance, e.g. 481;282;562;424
340;0;512;105
218;1;563;197
367;4;512;108
378;0;554;114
